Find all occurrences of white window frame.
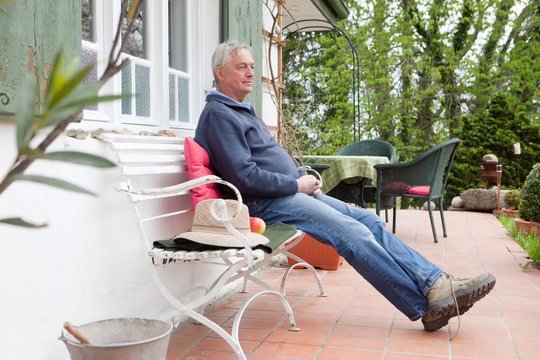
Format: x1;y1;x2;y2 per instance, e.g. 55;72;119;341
80;0;211;131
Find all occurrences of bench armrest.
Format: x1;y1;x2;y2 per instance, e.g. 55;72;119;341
116;175;260;267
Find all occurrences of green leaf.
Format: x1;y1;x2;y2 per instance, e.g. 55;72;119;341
15;75;37;149
47;49;66;98
9;174;97;196
59;93;133;110
0;217;47;228
44;92;131;127
40;151;116;168
47;62;94;109
127;0;141;21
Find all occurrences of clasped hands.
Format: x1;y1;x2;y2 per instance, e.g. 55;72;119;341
297;174;321;197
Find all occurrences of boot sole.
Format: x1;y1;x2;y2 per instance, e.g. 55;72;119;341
422;273;496;332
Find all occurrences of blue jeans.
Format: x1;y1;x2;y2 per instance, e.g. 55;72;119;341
247;193;443;321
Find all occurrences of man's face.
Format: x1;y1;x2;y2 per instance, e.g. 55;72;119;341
216;48;255;102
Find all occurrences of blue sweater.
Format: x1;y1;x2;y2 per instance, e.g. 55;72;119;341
195;93;305;201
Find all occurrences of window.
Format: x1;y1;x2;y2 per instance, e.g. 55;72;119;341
81;0;99;112
120;2;153;123
168;0;190;124
81;0;221;130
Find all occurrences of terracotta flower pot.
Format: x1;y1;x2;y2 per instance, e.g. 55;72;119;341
514;218;540;236
500;208;520;218
287;234;344;271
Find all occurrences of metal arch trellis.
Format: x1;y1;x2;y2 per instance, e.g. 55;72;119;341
282;19;361;142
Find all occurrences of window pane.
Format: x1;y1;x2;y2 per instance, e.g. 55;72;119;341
169;74;176;121
168;0;187;72
122;2;147;59
177;77;189;123
135;64;150;117
82;49;98;110
121;64;132;114
82;0;95;42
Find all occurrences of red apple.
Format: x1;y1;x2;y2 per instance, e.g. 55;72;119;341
249;217;266;234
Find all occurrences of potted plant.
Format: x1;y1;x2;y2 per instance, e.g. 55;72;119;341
501;189;521;217
515;163;540;236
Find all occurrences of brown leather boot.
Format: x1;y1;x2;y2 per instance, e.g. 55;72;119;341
422;272;496;332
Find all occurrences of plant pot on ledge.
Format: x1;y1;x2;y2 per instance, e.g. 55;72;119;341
500;208;520;218
514;218;540;236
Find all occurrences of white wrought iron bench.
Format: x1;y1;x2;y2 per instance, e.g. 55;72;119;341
100;132;325;360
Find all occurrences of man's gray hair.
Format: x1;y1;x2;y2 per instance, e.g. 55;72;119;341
212;40;252;85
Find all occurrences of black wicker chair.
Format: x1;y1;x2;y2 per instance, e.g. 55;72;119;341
326;140;397;221
374;138;461;243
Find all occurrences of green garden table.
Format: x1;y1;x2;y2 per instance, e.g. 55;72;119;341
301;155;390;194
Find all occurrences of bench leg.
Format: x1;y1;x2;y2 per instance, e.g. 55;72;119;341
281;254;327;298
149;264;248;359
233;290;300;334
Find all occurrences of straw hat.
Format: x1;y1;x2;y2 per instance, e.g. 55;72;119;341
176;199;269;247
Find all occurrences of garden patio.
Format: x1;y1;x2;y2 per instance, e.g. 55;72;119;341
166;209;540;360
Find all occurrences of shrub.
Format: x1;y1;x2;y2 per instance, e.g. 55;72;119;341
519;163;540;222
446;94;540;207
504;189;521;210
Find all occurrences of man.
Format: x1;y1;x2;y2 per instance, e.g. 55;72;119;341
195;40;495;332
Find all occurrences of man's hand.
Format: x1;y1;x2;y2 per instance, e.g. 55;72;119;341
297;175;322;196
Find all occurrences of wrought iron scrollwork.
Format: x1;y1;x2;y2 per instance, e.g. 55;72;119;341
0;92;10;105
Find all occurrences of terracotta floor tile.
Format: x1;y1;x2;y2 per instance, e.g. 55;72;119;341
224;317;281;330
168;335;202;349
254;342;320;358
180;349;239;359
389;328;448;343
166;210;540;360
196;337;260;354
332;324;390;338
317;347;384;360
166;349;188;360
325;334;387;351
387;339;450;357
338;314;394;328
513;337;540;351
207;326;271;342
450;343;518;359
384;352;450;359
517;349;540;360
248;355;296;360
265;330;327;346
174;324;213;338
278;319;335;333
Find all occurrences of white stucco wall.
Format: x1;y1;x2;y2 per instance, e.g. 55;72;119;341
0;0;300;357
0;2;226;358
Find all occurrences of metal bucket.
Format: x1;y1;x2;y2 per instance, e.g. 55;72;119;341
59;318;173;360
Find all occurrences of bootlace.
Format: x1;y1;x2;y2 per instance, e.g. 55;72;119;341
448;274;461;340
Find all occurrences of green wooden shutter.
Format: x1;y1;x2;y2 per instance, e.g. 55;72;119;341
221;0;263;115
0;0;81;116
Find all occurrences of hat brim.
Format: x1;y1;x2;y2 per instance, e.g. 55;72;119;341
175;231;269;247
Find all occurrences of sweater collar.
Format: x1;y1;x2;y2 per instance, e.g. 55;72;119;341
207;91;253;112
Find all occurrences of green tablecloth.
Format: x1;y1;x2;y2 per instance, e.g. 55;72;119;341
302;155;390;193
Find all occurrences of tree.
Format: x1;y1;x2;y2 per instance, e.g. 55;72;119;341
282;0;538;162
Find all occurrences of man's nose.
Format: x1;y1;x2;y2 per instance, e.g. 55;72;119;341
246;67;254;77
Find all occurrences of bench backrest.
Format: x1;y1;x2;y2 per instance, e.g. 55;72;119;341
101;133;193;247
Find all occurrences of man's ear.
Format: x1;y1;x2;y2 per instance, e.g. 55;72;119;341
215;66;225;82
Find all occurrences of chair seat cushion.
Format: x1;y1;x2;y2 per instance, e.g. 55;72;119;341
406;185;431;196
383;181;411;193
184;138;222;210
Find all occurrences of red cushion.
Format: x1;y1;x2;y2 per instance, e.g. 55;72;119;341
406;186;431;196
184;138;222;210
383;181;411;193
